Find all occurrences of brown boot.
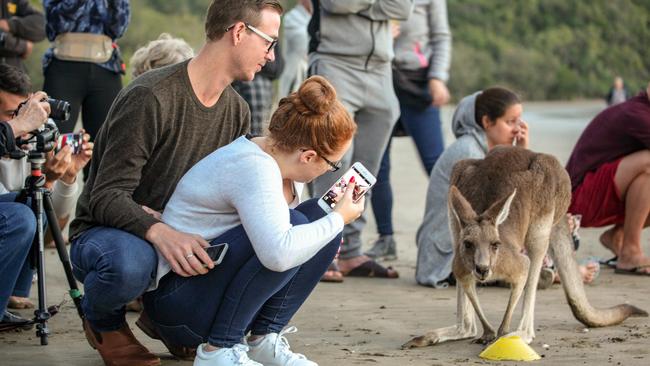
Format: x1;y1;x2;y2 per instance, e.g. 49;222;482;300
83;318;161;366
135;310;197;360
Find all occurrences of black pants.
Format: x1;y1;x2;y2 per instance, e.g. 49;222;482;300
43;59;122;138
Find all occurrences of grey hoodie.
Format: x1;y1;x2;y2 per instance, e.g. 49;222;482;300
308;0;413;68
415;91;488;287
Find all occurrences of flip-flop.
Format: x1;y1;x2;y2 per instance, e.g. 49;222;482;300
598;256;618;268
614;265;650;276
343;259;399;278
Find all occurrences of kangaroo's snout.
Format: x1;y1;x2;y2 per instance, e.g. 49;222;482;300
474;264;490;280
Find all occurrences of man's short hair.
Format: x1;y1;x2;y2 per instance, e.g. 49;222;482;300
205;0;283;42
0;64;31;97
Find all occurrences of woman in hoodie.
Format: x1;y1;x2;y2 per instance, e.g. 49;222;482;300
414;87;527;287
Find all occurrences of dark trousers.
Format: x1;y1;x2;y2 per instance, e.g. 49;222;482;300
43;59;122;179
43;59;122;137
371;103;444;235
143;199;341;348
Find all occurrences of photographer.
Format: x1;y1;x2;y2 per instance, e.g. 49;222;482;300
0;73;49;330
0;64;92;311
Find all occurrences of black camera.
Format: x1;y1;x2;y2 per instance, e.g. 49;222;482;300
45;98;71;122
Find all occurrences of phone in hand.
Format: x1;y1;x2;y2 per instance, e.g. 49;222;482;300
57;132;84;154
203;243;228;267
317;162;376;213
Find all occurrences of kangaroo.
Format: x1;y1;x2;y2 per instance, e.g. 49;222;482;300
403;146;647;348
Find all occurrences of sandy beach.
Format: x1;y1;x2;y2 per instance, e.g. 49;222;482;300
2;100;649;366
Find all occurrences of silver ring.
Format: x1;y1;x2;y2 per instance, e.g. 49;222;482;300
185;253;195;259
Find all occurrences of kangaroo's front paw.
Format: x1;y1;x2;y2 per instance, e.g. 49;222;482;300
402;333;439;349
472;330;496;345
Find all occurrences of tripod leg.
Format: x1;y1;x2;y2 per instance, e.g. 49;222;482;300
43;192;85;321
32;191;50;345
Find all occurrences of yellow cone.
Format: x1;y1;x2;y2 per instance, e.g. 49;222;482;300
479;335;541;361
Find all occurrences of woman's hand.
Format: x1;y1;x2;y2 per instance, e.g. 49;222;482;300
146;222;213;277
514;119;529;149
62;131;93;184
333;179;365;224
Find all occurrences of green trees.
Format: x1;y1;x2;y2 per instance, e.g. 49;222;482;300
23;0;648;100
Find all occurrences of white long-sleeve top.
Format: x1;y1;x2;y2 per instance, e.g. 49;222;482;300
152;136;344;289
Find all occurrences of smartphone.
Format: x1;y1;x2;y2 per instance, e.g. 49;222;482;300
317;162;376;213
57;132;84;154
203;243;228;267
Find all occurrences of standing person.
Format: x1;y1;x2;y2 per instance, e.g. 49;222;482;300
308;0;412;280
144;76;359;366
567;82;650;276
367;0;451;260
277;0;312;98
605;76;630;106
0;0;45;69
67;1;282;365
42;0;129;143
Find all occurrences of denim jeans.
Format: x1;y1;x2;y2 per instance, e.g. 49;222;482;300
0;195;37;313
371;103;444;235
142;199;340;348
70;226;157;331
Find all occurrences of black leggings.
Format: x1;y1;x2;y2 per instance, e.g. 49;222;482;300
43;59;122;138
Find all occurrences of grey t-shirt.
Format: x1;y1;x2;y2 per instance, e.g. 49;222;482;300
70;60;251;239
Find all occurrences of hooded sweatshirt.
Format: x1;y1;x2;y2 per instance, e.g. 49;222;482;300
308;0;413;69
415;91;488;287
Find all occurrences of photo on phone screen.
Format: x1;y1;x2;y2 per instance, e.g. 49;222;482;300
204;243;228;267
57;132;83;154
318;162;376;212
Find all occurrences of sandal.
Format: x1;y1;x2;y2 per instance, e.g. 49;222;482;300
599;256;618;268
320;261;344;283
343;259;399;278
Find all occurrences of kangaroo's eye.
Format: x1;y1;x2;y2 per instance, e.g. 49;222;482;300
490;242;500;251
463;240;474;250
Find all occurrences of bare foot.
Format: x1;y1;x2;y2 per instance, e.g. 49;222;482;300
552;263;599;284
7;296;34;309
579;262;599;284
338;255;372;274
616;256;650;274
599;225;623;256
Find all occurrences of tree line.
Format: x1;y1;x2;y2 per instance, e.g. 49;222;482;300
24;0;649;101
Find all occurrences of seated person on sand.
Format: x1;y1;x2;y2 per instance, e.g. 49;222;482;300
415;87;599;288
566;81;650;277
142;77;362;366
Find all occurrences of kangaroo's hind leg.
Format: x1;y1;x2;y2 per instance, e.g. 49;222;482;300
514;214;554;343
402;284;478;348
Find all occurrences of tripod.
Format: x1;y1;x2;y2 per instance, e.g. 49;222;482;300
15;151;84;345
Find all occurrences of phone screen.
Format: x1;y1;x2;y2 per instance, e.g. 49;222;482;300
205;243;228;265
321;165;372;210
57;132;83;154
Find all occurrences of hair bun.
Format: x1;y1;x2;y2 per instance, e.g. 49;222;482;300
294;76;337;115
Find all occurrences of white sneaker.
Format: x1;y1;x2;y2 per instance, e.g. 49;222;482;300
193;343;262;366
247;326;318;366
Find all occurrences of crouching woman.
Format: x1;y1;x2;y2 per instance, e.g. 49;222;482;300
142;76;360;366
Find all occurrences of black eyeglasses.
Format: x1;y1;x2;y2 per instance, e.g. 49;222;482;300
301;149;342;172
225;23;278;53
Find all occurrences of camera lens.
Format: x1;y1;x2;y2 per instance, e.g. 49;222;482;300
47;98;71;122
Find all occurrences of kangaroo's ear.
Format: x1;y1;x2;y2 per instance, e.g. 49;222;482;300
449;185;477;227
484;189;517;226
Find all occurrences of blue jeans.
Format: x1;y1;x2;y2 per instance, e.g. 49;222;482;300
70;226;157;332
0;193;36;303
0;195;37;313
142;199;340;348
371;104;444;235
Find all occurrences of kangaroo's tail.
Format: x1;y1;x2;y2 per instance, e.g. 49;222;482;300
549;219;648;327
